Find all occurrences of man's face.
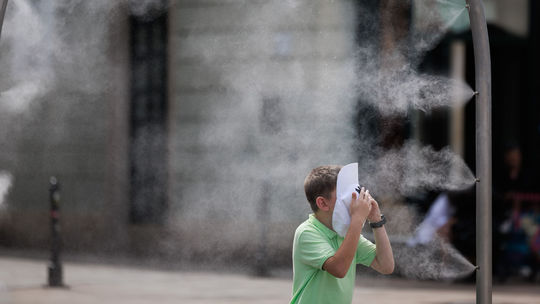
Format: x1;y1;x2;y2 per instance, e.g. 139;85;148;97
324;189;337;213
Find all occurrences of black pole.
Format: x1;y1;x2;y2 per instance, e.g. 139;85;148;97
0;0;8;39
48;177;64;287
466;1;492;303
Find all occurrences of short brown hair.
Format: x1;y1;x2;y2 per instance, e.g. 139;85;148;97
304;165;342;212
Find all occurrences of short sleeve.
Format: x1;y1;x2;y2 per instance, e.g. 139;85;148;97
356;235;376;266
296;230;336;270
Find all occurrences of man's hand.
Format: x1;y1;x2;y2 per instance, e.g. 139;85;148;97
349;187;371;224
323;187;371;278
364;191;394;275
366;191;382;223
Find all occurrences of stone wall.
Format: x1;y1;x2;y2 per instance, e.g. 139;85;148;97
0;0;360;267
0;2;130;253
167;0;359;264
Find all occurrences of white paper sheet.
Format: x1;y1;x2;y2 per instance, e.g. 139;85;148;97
332;163;361;237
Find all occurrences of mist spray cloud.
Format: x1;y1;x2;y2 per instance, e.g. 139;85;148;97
355;0;471;115
395;236;476;280
0;0;477;278
362;140;476;197
0;0;125;114
171;0;477;278
356;64;473;115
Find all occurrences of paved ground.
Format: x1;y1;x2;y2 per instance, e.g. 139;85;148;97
1;256;539;304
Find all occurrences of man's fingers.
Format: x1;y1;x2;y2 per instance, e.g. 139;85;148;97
361;187;369;201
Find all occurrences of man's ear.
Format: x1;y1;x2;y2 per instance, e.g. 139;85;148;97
316;196;330;211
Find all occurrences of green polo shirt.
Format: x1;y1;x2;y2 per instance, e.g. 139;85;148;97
290;214;376;304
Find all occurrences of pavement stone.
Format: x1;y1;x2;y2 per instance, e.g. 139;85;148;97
1;256;539;304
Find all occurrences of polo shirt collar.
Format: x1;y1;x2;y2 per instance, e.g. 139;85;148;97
308;214;337;239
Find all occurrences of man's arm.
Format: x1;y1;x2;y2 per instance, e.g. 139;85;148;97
323;189;371;278
369;223;394;274
322;218;362;278
367;195;394;274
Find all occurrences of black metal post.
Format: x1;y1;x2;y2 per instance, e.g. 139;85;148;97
0;0;8;39
48;177;64;287
466;1;492;303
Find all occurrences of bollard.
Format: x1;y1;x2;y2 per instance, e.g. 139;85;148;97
48;176;64;287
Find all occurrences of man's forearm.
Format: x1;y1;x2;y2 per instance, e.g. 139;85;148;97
372;226;394;274
323;220;363;278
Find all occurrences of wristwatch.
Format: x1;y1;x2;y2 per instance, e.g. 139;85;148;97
369;214;386;229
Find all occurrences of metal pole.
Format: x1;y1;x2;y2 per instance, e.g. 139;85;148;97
0;0;8;39
466;1;492;303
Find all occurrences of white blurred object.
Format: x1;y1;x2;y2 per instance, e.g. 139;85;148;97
332;163;361;237
0;171;13;208
0;82;43;114
407;192;454;246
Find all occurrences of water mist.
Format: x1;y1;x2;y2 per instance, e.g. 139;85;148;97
354;0;477;280
170;0;477;279
0;0;480;280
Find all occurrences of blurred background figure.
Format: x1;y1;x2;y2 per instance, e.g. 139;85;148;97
494;143;540;282
407;192;456;246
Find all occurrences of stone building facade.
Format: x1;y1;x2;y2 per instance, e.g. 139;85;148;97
0;0;359;268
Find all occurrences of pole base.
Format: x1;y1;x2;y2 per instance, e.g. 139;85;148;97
47;265;64;287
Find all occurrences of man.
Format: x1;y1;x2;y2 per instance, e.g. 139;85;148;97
291;165;394;304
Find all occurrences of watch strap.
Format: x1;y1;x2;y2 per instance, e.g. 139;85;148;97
369;214;386;229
